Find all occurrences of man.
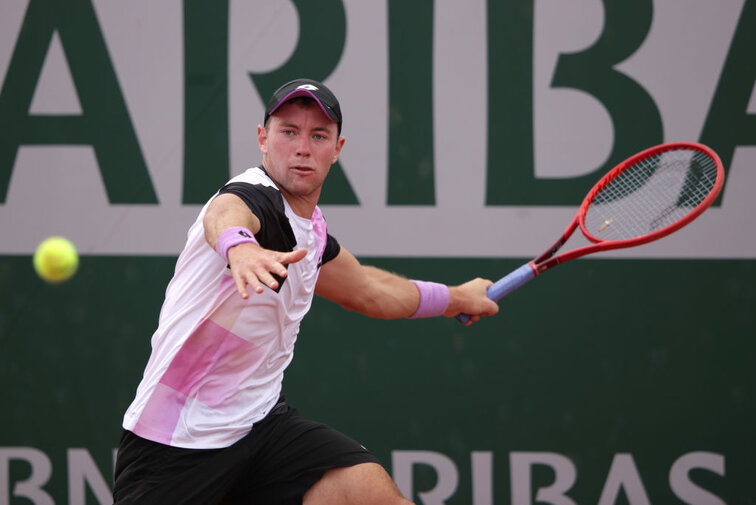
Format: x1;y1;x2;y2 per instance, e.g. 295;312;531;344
113;78;499;504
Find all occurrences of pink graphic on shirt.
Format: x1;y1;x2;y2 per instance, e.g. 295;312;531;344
311;206;327;261
160;319;261;407
134;279;263;444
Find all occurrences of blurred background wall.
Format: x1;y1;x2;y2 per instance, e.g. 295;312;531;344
1;1;754;503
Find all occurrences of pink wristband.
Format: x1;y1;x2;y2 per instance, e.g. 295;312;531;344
215;226;259;263
408;280;450;319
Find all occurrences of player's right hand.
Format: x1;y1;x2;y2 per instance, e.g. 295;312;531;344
445;277;499;325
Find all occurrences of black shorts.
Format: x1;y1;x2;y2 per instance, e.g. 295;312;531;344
112;400;381;505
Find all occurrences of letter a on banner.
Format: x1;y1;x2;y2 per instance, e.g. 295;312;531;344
0;0;157;204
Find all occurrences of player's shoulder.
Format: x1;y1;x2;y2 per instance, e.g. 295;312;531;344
219;167;287;220
228;166;277;188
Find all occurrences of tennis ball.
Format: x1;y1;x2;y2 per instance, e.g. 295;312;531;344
33;236;79;283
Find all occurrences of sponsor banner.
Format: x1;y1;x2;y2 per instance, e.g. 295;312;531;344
0;447;729;505
0;0;754;257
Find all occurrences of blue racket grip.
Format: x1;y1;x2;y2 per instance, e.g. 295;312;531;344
457;263;536;324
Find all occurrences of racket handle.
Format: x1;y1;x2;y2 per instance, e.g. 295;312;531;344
457;263;536;324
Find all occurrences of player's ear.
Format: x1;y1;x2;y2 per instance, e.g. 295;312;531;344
332;136;345;164
258;124;268;154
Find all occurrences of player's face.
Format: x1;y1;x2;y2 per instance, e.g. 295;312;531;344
258;101;344;216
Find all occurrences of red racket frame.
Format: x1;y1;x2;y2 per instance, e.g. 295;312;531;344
529;142;725;276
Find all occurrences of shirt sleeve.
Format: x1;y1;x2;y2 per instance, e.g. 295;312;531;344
322;234;341;266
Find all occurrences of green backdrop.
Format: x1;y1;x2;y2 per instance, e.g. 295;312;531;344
1;257;753;503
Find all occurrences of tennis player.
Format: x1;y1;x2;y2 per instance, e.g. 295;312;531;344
112;78;499;505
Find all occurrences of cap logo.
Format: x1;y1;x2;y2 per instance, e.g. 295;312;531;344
296;84;319;91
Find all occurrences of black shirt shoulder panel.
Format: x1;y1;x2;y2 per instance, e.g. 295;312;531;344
322;234;341;266
218;182;296;253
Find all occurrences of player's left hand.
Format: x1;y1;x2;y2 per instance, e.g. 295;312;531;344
227;242;307;299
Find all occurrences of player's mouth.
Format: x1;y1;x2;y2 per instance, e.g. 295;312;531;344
291;165;315;174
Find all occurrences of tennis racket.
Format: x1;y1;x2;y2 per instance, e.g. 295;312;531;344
458;142;725;323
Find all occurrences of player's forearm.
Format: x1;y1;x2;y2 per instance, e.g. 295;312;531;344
203;194;261;249
343;266;420;319
333;268;498;323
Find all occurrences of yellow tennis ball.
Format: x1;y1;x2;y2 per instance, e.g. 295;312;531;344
33;236;79;283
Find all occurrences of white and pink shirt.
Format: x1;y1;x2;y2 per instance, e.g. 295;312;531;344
122;167;340;449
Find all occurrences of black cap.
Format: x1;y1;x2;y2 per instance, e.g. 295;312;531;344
264;78;342;134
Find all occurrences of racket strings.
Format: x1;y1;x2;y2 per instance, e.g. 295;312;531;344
584;149;718;241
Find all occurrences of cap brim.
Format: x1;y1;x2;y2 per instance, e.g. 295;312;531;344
267;89;339;123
